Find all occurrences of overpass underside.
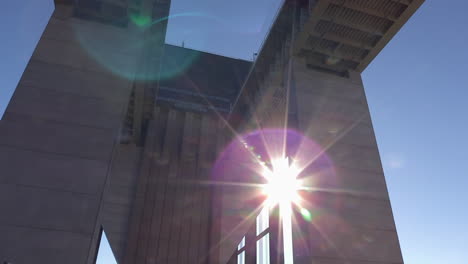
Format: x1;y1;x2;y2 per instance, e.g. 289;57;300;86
0;0;423;263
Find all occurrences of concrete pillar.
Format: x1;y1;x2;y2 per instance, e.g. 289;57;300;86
288;58;403;263
0;4;151;263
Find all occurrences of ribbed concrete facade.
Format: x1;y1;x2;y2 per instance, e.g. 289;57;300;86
0;0;423;263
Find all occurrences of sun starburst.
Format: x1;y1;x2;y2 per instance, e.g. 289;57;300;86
262;157;302;208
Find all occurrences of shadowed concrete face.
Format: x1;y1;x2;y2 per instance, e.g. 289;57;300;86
0;2;252;263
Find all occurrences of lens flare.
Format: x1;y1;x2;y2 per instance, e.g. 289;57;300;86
211;128;336;263
262;157;302;208
129;13;151;28
72;12;219;81
300;207;313;222
261;157;302;264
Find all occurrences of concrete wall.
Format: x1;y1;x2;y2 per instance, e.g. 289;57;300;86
292;58;403;264
230;50;402;262
122;107;226;264
0;6;138;264
0;4;249;264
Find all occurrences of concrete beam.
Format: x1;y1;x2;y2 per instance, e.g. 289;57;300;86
329;0;399;21
294;0;331;55
357;0;425;71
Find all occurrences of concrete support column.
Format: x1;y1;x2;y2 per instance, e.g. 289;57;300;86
289;57;403;263
0;5;141;264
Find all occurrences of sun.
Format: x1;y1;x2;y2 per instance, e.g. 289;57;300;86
262;157;302;207
261;157;300;264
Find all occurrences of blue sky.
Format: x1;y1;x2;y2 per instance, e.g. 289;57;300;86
363;1;468;263
1;0;467;263
96;231;118;264
0;0;54;117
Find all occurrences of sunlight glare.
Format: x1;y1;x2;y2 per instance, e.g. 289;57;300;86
262;157;302;208
262;157;300;264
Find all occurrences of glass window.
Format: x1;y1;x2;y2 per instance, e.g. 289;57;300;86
236;207;271;264
256;233;270;264
237;236;246;264
256;206;269;235
256;207;270;264
237;250;245;264
238;236;246;250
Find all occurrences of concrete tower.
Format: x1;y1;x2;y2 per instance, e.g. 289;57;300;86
0;0;424;263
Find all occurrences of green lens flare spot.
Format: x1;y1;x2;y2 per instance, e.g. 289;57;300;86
130;13;151;27
300;208;313;222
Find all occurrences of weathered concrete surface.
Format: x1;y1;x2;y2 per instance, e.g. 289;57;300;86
291;58;403;263
0;5;138;263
